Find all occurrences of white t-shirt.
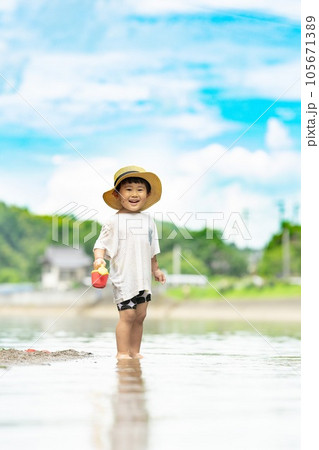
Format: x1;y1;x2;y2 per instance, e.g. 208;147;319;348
94;212;160;304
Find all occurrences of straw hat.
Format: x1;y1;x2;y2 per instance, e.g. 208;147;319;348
103;165;162;211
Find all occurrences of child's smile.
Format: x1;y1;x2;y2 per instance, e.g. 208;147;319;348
115;182;149;213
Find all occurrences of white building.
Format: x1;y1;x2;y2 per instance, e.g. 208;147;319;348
40;245;92;290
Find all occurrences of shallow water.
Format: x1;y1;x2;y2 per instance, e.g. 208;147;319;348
0;316;300;450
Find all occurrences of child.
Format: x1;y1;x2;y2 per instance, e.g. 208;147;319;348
93;165;166;359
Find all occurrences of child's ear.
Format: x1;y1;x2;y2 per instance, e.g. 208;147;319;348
112;189;119;198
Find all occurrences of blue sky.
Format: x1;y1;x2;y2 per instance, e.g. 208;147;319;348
0;0;300;248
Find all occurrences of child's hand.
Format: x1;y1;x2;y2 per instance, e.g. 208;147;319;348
93;258;106;270
153;269;166;284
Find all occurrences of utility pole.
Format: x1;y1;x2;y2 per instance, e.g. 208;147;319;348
276;199;290;279
172;244;181;274
282;226;290;279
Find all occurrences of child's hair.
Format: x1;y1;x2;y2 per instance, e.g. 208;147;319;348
117;177;151;194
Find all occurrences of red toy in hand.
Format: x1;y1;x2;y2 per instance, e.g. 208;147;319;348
91;266;109;288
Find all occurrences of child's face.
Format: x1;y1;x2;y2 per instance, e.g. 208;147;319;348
114;181;150;212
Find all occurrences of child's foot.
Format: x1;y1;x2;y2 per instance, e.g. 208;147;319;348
131;353;144;359
116;353;132;360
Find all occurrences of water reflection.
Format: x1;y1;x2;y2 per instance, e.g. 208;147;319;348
111;359;149;450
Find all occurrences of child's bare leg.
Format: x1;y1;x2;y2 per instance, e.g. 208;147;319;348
130;302;148;358
116;309;136;359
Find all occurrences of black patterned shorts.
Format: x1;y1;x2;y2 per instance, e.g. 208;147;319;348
116;290;151;311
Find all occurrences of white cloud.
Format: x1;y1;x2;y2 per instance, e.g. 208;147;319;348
155;110;237;139
243;61;300;100
0;0;18;12
37;156;118;218
0;53;152;134
19;53;152;103
222;60;300;100
124;0;300;21
265;118;294;151
178;143;300;185
0;51;236;138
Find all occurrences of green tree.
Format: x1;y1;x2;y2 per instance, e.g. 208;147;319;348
257;221;301;277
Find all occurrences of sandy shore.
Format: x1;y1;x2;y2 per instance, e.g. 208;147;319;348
0;298;300;322
150;298;301;322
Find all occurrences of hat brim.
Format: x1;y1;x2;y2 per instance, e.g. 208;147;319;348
103;172;162;211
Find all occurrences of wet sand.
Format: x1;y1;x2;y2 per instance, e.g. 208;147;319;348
0;348;93;367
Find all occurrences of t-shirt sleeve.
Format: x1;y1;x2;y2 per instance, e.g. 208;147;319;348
151;218;160;258
93;218;118;260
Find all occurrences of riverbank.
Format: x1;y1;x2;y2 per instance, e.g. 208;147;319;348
0;297;300;323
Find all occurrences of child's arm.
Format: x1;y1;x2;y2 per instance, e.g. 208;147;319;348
151;255;166;284
93;248;107;270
